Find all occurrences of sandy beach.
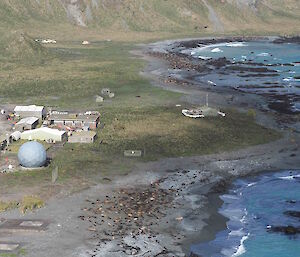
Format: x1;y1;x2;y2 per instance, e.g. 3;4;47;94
1;37;300;257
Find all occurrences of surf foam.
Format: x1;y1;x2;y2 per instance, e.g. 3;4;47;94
211;47;223;53
232;234;249;256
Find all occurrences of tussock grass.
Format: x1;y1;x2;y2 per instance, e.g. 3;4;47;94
0;201;18;212
99;106;280;160
0;195;44;214
20;195;44;214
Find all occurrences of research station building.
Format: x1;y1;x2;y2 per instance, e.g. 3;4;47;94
68;131;97;143
48;113;100;130
15;117;39;131
14;105;47;120
21;127;67;143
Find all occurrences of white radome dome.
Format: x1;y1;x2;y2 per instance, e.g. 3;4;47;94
18;141;47;168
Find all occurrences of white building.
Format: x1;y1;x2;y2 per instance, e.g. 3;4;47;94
21;127;67;143
11;131;21;141
14;105;47;119
15;117;39;131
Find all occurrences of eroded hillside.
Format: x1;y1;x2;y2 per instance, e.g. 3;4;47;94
0;0;298;36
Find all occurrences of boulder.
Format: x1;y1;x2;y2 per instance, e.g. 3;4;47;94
284;211;300;218
95;95;104;103
101;88;111;96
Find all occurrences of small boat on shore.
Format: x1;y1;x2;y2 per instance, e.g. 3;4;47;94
182;106;226;118
182;109;205;118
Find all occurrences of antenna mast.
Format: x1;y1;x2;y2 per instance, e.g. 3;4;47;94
206;93;209;107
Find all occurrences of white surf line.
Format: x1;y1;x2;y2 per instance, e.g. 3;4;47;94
211;47;223;53
183;41;247;56
232;233;250;256
227;42;247;47
194;41;246;52
278;174;300;180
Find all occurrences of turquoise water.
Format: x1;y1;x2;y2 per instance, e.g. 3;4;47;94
182;41;300;113
190;170;300;257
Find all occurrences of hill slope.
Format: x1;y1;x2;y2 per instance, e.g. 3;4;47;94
0;31;50;60
0;0;299;37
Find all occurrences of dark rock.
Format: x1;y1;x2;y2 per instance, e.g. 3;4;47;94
226;65;277;73
286;200;297;204
210;179;229;193
207;57;231;68
273;36;300;44
269;225;300;235
284;211;300;218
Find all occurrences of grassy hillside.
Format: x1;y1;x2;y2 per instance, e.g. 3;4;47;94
0;31;51;62
0;0;298;40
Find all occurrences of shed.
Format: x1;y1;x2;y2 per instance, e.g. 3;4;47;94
21;127;67;143
15;117;39;131
68;131;97;143
11;131;21;141
14;105;46;119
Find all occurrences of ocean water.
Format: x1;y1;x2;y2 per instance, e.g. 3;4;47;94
181;41;300;113
190;170;300;257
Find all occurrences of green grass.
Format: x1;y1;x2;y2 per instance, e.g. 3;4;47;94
0;37;281;203
98;106;280;160
0;201;18;212
0;254;17;257
20;196;44;214
0;196;44;214
0;40;178;108
7;140;51;154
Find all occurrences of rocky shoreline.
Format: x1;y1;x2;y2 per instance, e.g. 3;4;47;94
145;36;300;119
273;36;300;44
